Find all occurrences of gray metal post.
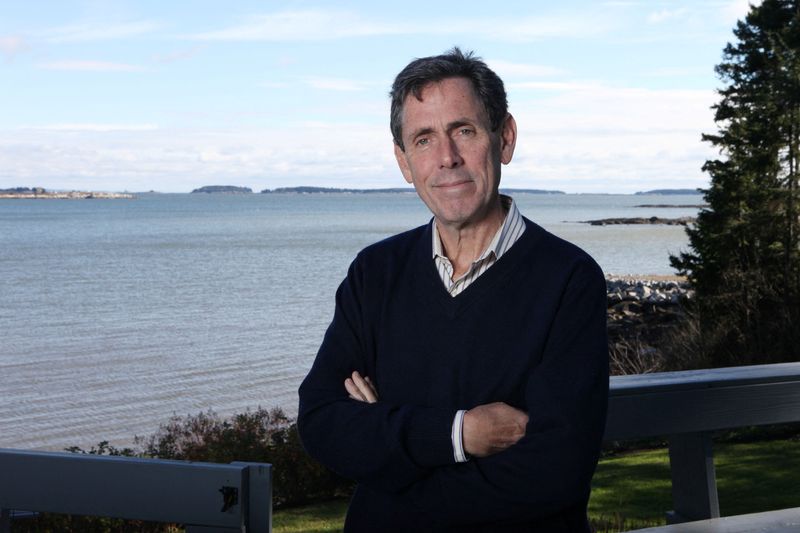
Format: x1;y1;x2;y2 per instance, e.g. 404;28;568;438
233;462;272;533
666;432;720;524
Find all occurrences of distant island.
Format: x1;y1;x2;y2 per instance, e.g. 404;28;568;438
634;189;700;195
581;216;696;226
261;186;565;194
191;185;253;194
0;187;134;199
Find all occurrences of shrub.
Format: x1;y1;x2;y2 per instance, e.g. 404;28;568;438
134;407;353;508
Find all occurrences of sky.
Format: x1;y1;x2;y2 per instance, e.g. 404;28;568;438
0;0;760;194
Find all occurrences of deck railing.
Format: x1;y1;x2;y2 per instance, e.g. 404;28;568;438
0;450;271;532
2;362;799;530
605;362;800;523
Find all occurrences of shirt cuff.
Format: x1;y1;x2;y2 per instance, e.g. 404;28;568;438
452;409;469;463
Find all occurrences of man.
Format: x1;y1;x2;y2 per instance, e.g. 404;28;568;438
298;48;608;532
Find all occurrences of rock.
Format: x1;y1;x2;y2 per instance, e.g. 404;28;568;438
607;292;623;304
581;217;696;226
636;285;652;299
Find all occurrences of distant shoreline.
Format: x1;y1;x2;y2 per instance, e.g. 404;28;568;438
1;186;706;198
0;188;134;200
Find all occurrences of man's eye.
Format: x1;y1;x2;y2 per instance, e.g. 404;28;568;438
458;128;474;136
416;138;429;146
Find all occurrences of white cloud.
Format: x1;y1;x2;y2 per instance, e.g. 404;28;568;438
260;76;372;92
508;80;603;91
499;14;613;41
0;78;717;193
30;124;159;132
37;60;147;72
0;35;28;62
188;11;400;41
503;82;717;192
42;20;161;43
0;78;718;193
306;77;367;92
0;73;717;193
187;9;614;43
722;0;761;24
644;2;758;28
509;79;715;127
647;8;689;24
151;45;205;64
259;81;290;89
644;66;706;78
0;125;398;192
487;60;565;79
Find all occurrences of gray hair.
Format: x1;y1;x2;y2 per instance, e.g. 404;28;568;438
390;47;508;151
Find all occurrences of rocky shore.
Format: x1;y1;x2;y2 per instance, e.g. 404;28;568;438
606;276;693;305
0;187;134;199
605;276;694;372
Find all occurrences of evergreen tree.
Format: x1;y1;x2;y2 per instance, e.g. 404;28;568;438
671;0;800;367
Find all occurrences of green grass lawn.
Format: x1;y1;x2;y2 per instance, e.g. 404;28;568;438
273;437;800;533
273;499;349;533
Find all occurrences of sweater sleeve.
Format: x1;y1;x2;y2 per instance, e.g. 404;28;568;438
397;259;609;526
297;255;458;492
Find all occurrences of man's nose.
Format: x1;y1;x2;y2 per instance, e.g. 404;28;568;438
438;137;463;169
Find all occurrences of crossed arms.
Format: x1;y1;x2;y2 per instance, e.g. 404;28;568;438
345;371;529;458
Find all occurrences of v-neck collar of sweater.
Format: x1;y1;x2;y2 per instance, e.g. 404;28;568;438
417;217;543;318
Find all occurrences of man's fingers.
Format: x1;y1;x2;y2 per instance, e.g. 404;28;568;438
352;371;378;403
344;371;378;403
344;378;366;401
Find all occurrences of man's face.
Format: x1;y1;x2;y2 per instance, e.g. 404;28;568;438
394;77;516;229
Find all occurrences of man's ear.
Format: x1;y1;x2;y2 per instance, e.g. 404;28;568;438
500;114;517;165
394;143;414;184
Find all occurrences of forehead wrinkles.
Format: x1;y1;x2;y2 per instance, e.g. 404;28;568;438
401;79;489;138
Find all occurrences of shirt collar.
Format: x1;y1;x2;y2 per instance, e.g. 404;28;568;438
432;194;520;262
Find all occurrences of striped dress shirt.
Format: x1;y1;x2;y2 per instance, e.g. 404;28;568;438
432;194;526;462
432;195;526;296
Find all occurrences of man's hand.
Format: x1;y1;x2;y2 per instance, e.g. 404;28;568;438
345;371;378;403
463;402;528;458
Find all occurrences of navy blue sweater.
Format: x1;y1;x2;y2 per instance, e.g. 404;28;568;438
298;218;609;532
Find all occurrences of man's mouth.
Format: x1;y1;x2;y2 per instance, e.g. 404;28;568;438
433;179;472;189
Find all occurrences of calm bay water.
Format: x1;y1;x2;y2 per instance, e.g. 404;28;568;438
0;192;701;450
